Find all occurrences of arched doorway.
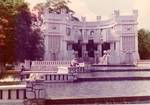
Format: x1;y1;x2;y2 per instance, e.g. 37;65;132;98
86;40;97;57
72;40;82;58
102;42;110;56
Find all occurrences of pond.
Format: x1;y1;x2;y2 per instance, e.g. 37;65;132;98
45;80;150;99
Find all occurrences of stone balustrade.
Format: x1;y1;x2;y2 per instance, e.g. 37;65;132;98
32;61;71;66
44;74;76;82
31;66;58;71
23;60;86;83
0;85;26;100
31;61;71;71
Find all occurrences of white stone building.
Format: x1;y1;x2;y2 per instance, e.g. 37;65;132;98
42;9;139;65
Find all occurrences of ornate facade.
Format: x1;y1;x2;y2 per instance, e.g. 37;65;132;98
42;9;139;65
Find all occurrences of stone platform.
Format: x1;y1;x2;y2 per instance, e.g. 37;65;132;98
76;61;150;81
44;61;150;103
46;96;150;104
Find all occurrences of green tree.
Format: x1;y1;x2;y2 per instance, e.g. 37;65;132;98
0;0;44;70
0;1;17;71
138;29;150;59
33;0;79;24
15;3;44;62
50;0;74;14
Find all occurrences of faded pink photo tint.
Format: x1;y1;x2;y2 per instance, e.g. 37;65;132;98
0;0;150;105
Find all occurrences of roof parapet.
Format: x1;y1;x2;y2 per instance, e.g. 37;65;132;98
97;16;101;21
114;10;120;17
81;16;86;22
133;9;138;16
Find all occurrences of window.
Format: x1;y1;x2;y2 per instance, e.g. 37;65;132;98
122;36;135;51
66;28;71;36
90;31;94;36
52;26;56;30
67;44;73;50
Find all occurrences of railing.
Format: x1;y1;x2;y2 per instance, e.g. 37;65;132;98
24;61;86;82
69;67;85;73
0;85;26;100
31;61;71;71
31;66;58;71
32;61;71;66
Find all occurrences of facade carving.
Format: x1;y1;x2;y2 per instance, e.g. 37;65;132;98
42;8;139;65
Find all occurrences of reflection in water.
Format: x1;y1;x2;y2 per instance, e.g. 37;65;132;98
46;81;150;99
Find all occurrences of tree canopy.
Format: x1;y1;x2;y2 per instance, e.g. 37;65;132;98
0;1;17;64
0;1;44;66
0;0;77;65
138;29;150;59
15;3;44;62
34;0;73;14
34;0;79;23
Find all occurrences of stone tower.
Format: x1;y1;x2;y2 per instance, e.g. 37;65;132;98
113;10;139;64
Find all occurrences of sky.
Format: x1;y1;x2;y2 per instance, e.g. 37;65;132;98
25;0;150;30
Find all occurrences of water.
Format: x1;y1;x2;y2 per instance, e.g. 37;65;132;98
45;70;150;99
45;80;150;99
1;79;150;105
78;71;150;78
2;68;150;104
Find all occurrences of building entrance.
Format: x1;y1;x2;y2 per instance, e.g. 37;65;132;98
73;40;82;58
86;40;97;57
102;42;110;56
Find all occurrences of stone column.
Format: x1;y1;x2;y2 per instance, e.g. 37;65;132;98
97;44;102;57
3;90;8;100
110;42;114;50
83;51;88;62
44;35;50;61
60;37;68;60
94;51;99;64
11;90;16;100
82;44;86;58
74;51;78;58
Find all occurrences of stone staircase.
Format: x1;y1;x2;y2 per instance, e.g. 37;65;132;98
137;60;150;67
